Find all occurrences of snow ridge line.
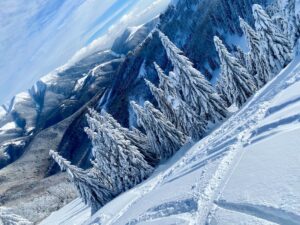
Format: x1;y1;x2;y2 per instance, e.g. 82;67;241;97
192;58;300;225
192;101;270;225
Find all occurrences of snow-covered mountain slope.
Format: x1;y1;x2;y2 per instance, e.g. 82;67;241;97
111;17;159;55
41;54;300;224
100;0;272;127
0;50;122;169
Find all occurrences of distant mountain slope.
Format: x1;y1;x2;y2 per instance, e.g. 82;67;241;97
0;50;122;169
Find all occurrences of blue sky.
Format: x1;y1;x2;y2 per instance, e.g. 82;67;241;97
0;0;170;105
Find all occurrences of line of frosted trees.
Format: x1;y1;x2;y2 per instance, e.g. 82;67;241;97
50;2;299;214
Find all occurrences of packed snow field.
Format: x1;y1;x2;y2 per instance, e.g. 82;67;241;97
41;54;300;224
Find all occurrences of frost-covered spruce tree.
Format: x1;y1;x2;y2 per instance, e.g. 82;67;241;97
283;0;299;45
214;36;257;108
49;150;115;214
131;101;187;160
143;101;188;158
158;30;228;122
271;0;298;45
145;79;205;140
144;79;176;124
86;109;155;165
239;17;271;86
253;4;292;75
154;62;179;98
84;119;153;193
234;46;247;67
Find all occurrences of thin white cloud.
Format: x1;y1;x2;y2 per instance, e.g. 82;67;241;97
62;0;170;70
0;0;170;104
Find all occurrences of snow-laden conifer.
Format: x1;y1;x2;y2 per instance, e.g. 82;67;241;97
144;79;176;124
239;17;271;86
49;150;115;214
84;118;153;193
86;109;155;165
285;0;299;45
131;101;187;160
154;62;179;98
234;46;247;68
145;79;205;140
158;30;227;122
214;36;257;107
253;4;292;75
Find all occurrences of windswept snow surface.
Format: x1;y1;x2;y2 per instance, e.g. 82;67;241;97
41;56;300;225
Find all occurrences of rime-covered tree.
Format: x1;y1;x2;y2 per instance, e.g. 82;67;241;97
214;36;257;107
131;101;187;160
153;63;207;139
49;150;115;214
283;0;299;45
145;79;205;140
145;79;176;124
86;109;155;165
253;4;292;75
270;0;298;45
239;17;271;86
234;46;247;67
158;30;227;122
154;62;179;98
84;119;153;194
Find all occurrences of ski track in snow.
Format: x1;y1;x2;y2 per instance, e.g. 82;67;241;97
196;58;300;225
121;57;300;225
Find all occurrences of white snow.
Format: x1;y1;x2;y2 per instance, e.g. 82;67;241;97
0;122;17;132
226;34;249;52
40;72;60;85
74;75;88;91
11;92;32;110
137;60;147;79
41;55;300;225
40;199;90;225
127;24;144;42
